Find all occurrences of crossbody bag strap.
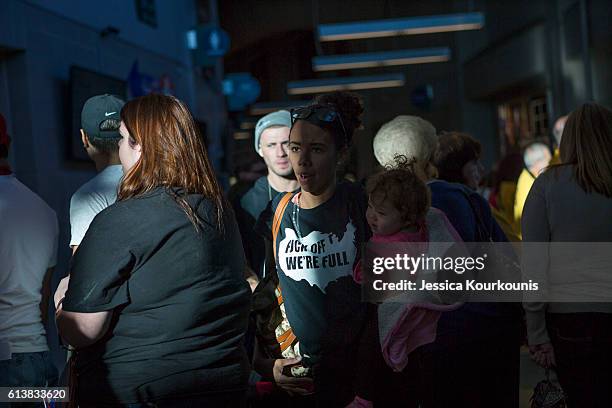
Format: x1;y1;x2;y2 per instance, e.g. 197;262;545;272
272;192;294;258
270;192;299;354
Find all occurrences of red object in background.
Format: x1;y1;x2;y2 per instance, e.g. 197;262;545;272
255;381;275;396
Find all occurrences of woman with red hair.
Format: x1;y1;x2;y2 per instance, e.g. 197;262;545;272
55;94;251;407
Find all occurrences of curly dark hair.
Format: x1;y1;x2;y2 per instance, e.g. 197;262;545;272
434;131;482;184
366;155;431;227
314;91;364;150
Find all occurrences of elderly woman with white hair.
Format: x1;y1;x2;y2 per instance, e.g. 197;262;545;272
514;142;553;237
372;116;522;408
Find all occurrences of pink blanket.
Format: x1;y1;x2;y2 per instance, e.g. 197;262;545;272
381;301;461;372
356;208;464;372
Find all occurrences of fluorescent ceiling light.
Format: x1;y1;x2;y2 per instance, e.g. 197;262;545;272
313;47;451;71
249;100;311;115
318;12;484;42
287;73;405;95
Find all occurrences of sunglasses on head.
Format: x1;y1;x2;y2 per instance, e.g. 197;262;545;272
290;105;348;146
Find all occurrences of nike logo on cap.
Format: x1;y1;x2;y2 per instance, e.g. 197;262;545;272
105;111;117;117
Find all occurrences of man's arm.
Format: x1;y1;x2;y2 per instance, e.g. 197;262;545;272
69;188;103;253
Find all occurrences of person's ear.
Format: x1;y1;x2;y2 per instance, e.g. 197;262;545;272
257;144;264;158
80;129;90;148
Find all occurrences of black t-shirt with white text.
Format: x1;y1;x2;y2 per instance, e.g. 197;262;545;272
256;181;370;366
63;188;251;405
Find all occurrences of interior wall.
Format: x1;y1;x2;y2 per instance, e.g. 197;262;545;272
0;0;205;371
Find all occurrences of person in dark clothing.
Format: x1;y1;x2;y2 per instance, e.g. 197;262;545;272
232;111;301;405
433;131;485;190
523;102;612;407
54;94;251;407
373;116;523;408
233;110;300;281
431;131;506;242
254;92;371;407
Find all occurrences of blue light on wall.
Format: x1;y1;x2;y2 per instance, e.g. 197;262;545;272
186;30;198;49
318;12;484;41
312;47;451;71
287;73;405;95
188;25;231;67
223;73;261;111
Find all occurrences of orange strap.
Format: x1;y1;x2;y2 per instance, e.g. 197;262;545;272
276;330;293;343
271;192;298;352
272;192;293;259
279;331;297;352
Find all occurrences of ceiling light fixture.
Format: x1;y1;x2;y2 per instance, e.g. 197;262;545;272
318;12;484;42
312;47;451;71
287;73;405;95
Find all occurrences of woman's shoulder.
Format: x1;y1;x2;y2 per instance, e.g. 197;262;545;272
89;196;135;226
98;189;221;225
429;180;475;211
84;190;172;238
254;190;296;237
540;164;572;180
429;179;471;199
266;190;297;220
532;164;573;192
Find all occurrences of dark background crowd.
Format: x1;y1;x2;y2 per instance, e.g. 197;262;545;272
1;1;612;407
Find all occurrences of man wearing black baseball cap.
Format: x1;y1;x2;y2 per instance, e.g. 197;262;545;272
70;94;125;253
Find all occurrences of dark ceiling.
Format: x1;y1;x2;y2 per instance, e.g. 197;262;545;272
220;0;471;101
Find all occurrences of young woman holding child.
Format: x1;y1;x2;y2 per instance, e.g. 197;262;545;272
255;91;465;406
255;91;371;406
